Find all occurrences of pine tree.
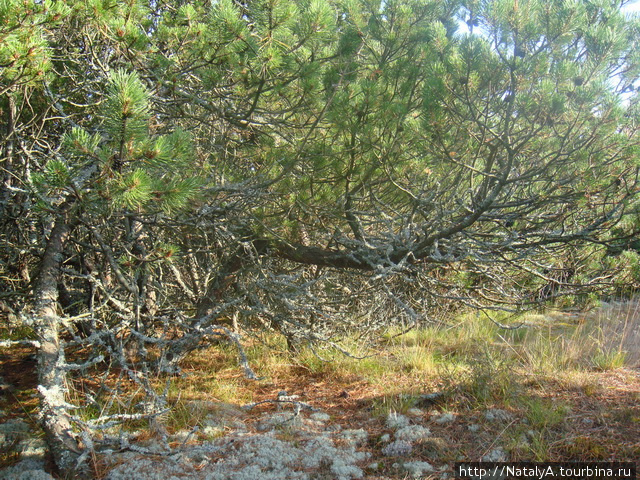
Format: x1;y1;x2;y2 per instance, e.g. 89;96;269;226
2;1;640;475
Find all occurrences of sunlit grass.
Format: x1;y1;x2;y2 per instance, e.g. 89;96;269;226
166;397;208;433
590;348;628;371
523;397;570;430
336;354;389;379
369;391;422;417
395;346;440;374
64;300;638;431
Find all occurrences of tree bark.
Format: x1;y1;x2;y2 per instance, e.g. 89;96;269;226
33;204;84;476
0;93;15;222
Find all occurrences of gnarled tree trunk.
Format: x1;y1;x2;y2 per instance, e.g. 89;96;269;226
33;205;84;476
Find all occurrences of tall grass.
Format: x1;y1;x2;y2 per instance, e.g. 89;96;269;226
484;298;640;378
585;298;640;368
144;298;639;428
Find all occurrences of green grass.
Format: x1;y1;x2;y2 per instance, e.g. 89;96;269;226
395;346;440;374
336;354;389;379
440;351;519;408
231;306;634;413
369;392;422;417
590;348;628;371
295;346;336;375
527;430;554;461
522;397;570;430
177;305;635;400
166;397;209;433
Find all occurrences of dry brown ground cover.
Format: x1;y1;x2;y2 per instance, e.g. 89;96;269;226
172;347;640;466
1;301;640;478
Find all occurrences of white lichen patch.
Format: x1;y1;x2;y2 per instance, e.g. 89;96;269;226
256;412;303;431
433;412;456;424
17;437;48;464
105;429;369;480
337;429;368;446
395;425;431;442
0;418;30;448
381;439;413;457
482;447;508;462
0;460;55;480
385;412;409;429
484;409;513;422
402;461;435;478
309;413;330;422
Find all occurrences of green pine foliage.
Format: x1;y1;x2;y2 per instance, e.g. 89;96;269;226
20;0;640;287
100;71;201;213
4;0;640;352
32;160;71;193
36;69;201;214
0;0;70;90
102;70;151;149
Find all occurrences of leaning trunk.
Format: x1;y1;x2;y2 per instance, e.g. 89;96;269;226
33;207;83;475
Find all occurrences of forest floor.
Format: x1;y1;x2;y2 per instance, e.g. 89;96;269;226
1;300;640;479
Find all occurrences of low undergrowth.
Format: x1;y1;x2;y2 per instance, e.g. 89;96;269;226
1;299;639;477
136;299;640;464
